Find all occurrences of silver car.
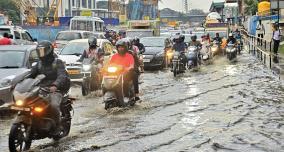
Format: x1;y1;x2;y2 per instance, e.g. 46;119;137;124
0;45;38;106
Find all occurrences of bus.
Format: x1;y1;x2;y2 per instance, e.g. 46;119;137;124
70;16;104;33
127;20;160;37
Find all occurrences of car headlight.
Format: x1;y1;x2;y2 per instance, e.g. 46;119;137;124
0;79;12;88
82;65;91;71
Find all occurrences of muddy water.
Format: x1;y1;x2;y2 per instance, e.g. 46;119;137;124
0;52;284;152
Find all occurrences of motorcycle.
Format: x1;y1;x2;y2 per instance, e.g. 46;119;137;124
81;58;102;96
102;65;135;110
211;40;221;56
171;51;187;77
9;74;74;152
226;43;237;61
187;46;201;70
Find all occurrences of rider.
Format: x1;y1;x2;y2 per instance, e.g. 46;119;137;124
133;37;145;54
78;37;104;64
108;39;135;106
172;34;188;67
29;40;70;136
189;35;202;48
226;33;237;45
213;33;222;43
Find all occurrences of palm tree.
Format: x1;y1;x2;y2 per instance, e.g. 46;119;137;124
244;0;258;15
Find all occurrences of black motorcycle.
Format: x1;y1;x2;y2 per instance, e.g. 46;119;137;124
171;51;187;77
9;75;74;152
81;58;102;96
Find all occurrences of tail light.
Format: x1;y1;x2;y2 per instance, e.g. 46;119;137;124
34;107;43;113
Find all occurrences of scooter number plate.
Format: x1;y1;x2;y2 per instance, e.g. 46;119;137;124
10;106;30;112
68;70;80;74
143;59;151;63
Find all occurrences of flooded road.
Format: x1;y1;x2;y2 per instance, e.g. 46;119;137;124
1;52;284;152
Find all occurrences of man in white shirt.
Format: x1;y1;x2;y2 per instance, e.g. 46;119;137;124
272;24;282;63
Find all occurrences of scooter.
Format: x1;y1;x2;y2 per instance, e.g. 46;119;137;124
211;40;221;56
81;58;102;96
226;43;237;61
187;46;201;71
9;75;74;152
102;65;136;110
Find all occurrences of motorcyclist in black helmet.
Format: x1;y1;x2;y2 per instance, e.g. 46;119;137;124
78;37;104;63
133;37;145;54
189;35;202;48
29;40;70;136
172;34;188;67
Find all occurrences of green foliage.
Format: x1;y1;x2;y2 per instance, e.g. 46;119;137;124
0;0;20;24
244;0;258;15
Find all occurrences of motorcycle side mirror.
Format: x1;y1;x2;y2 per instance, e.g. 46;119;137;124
36;74;46;80
31;62;37;67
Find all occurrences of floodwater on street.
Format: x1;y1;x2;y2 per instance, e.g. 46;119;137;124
1;52;284;152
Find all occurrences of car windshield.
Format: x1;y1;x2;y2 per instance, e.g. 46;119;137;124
141;38;165;47
56;32;82;41
0;51;25;68
60;42;88;55
0;28;11;37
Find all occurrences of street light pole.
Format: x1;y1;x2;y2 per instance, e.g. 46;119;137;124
277;0;280;29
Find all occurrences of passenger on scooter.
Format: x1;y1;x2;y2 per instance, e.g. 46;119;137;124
134;36;146;54
108;39;135;105
126;38;141;101
29;41;71;136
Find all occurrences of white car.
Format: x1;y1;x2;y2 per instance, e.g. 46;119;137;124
59;39;116;82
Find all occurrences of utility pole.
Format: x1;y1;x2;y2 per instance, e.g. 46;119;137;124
184;0;188;14
277;0;280;29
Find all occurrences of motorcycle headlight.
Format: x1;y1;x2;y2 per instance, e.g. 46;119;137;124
107;67;118;73
82;65;91;71
167;52;173;57
0;79;12;88
15;100;24;106
211;47;218;52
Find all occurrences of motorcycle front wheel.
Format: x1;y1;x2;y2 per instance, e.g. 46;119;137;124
9;123;32;152
82;79;90;96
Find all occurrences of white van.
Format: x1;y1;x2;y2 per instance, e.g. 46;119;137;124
70;16;104;33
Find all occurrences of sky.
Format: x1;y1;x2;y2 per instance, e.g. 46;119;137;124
158;0;215;12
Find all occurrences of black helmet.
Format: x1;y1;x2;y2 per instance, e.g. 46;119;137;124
88;37;97;48
36;40;54;58
179;35;185;42
173;35;180;43
116;39;128;55
191;35;197;41
134;36;140;44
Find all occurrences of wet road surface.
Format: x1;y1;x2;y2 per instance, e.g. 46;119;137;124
1;52;284;152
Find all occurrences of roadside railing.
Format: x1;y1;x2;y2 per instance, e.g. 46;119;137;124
241;29;283;77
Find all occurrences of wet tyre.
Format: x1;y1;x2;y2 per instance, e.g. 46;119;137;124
81;80;90;96
9;123;32;152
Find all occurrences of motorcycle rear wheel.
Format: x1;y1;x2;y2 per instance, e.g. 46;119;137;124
9;123;31;152
53;110;72;141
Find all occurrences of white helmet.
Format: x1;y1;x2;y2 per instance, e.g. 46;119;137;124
229;33;233;37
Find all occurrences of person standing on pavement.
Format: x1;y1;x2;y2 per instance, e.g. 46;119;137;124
256;20;265;45
272;24;282;63
0;32;12;45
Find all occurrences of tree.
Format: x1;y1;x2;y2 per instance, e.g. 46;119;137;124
0;0;20;24
244;0;258;15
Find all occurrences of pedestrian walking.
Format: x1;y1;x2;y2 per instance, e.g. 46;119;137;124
272;23;282;63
